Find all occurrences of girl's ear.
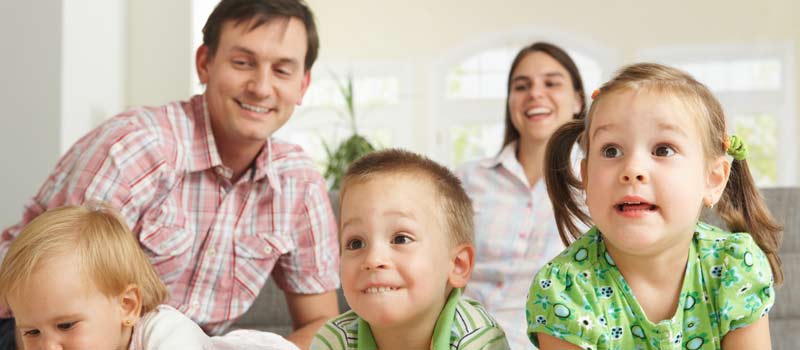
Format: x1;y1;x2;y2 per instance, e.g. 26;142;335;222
706;155;731;205
448;244;475;288
119;284;143;326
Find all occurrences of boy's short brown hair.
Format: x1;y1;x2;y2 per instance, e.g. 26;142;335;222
0;203;167;314
340;149;474;246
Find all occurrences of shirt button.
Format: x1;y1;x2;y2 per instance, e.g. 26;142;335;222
263;245;272;254
208;249;216;257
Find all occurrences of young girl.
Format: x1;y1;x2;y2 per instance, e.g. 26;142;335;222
527;63;782;350
0;203;301;350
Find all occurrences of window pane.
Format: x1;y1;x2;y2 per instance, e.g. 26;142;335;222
450;122;504;165
731;113;777;186
677;59;782;92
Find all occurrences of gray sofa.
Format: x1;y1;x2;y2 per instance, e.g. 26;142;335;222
232;187;799;349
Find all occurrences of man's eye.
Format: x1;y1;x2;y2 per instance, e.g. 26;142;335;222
653;145;676;157
57;321;77;331
391;234;413;245
601;145;623;158
22;329;40;337
345;239;365;250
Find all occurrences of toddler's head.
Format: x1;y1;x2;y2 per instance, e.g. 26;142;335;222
337;149;474;331
0;203;167;350
545;63;783;283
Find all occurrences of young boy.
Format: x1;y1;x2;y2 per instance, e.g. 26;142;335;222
311;149;509;350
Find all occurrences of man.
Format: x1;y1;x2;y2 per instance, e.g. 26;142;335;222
0;0;339;348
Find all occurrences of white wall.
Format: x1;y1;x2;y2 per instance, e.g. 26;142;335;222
0;0;127;229
0;1;63;228
127;0;193;107
62;0;127;151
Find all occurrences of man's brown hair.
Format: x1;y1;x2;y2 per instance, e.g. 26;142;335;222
202;0;319;71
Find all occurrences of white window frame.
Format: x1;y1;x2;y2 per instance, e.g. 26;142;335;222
638;41;797;186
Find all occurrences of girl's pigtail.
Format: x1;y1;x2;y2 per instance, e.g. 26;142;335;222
716;159;784;285
545;120;591;246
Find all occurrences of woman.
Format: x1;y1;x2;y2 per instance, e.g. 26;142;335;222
456;42;587;349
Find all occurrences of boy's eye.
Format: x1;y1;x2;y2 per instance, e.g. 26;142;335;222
601;145;623;158
653;144;676;157
391;234;414;245
57;321;77;331
22;329;40;337
345;238;365;250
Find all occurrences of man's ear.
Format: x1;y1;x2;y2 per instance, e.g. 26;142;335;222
448;244;475;288
706;155;730;205
296;71;311;106
119;284;143;326
196;45;211;85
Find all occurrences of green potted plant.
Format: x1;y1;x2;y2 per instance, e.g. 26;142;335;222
322;74;376;191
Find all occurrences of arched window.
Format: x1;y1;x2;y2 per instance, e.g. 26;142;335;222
432;34;612;166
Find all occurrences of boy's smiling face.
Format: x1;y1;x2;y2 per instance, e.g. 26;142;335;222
339;174;456;331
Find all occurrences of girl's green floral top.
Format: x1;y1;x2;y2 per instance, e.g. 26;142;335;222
526;222;774;350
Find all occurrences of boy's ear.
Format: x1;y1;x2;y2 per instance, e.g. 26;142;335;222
119;284;143;326
706;155;730;205
448;244;475;288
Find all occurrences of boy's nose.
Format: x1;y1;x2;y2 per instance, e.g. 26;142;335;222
361;246;389;271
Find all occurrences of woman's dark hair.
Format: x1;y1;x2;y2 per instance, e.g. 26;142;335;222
500;42;587;150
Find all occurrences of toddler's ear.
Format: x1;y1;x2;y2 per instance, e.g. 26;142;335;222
448;244;475;288
119;284;143;325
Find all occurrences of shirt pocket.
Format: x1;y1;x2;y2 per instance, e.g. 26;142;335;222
137;203;193;286
234;232;295;298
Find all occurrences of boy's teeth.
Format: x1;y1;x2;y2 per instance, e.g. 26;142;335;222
365;286;397;294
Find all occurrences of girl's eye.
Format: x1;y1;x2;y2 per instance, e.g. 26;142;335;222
601;145;623;158
57;322;77;331
391;234;414;245
22;329;40;337
653;144;676;157
345;238;365;250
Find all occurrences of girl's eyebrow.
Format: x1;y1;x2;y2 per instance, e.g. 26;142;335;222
656;121;689;138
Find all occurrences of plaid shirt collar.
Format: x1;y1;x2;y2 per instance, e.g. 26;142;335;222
189;94;282;194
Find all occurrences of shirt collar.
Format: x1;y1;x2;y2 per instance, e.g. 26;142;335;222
479;141;517;169
356;288;462;350
189;95;281;193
